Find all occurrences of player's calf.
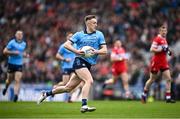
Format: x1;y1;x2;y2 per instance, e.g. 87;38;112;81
2;82;9;96
2;88;7;96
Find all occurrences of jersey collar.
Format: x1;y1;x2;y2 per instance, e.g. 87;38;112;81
158;34;166;39
84;29;96;35
15;38;23;43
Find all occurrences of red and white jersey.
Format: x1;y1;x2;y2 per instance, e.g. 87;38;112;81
111;47;127;67
151;35;168;63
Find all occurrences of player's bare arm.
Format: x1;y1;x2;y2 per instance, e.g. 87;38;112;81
64;40;84;55
150;42;163;53
3;48;19;56
56;53;70;62
91;44;107;55
111;54;123;62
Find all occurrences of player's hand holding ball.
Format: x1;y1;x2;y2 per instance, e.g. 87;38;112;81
76;50;85;56
13;51;20;55
80;46;96;58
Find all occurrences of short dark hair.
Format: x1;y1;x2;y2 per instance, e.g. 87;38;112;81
159;23;167;32
84;15;96;22
159;22;167;28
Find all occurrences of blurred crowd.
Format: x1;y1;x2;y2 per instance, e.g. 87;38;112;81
0;0;180;99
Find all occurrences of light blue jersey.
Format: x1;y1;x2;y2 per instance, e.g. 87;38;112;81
58;44;76;69
6;39;26;65
70;30;106;65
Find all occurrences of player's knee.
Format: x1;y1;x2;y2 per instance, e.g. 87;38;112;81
86;79;93;85
15;79;21;84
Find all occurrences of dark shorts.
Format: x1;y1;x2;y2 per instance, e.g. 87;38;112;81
62;68;74;75
73;57;91;71
7;63;23;73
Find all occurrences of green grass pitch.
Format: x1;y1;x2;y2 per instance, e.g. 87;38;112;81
0;101;180;118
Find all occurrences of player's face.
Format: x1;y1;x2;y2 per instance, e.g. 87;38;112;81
86;18;97;32
114;40;122;48
159;27;167;37
15;31;23;40
66;33;73;41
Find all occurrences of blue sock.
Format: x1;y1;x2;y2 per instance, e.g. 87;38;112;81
82;99;87;106
68;95;71;101
46;91;53;96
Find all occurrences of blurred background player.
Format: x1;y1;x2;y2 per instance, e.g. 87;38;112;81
103;40;131;99
54;32;82;102
141;24;175;103
2;30;28;102
37;15;107;113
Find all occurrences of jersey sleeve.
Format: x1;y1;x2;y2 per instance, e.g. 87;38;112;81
70;32;80;43
98;32;106;45
6;40;14;50
151;37;159;49
58;45;64;55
